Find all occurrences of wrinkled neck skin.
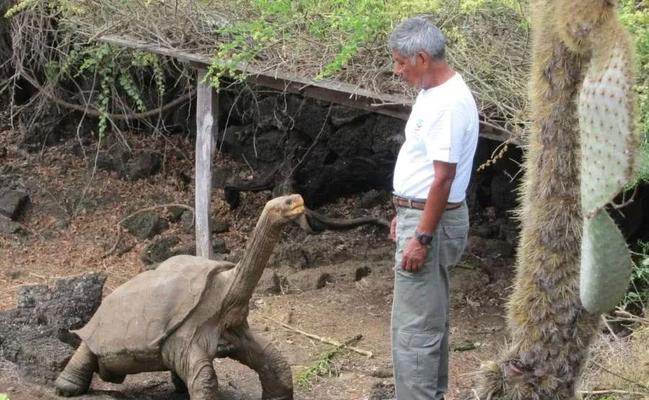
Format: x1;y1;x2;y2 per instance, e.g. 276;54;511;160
222;210;281;315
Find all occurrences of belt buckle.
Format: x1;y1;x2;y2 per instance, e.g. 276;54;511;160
407;199;413;208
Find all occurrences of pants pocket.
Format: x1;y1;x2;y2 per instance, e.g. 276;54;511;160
439;224;468;268
395;331;444;383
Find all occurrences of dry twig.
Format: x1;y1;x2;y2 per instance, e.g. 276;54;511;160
264;316;373;358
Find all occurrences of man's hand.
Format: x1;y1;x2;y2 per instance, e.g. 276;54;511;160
389;216;397;242
401;238;429;272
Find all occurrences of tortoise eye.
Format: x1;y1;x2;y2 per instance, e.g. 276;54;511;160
285;198;292;206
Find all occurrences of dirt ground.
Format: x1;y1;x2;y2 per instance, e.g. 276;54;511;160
0;125;513;400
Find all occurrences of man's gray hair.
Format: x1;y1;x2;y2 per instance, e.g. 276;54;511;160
389;16;446;60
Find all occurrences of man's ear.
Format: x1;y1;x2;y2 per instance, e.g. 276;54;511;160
416;51;430;67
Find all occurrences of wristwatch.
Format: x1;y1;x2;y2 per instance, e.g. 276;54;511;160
414;230;433;246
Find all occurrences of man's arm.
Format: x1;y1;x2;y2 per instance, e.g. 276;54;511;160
401;161;456;272
418;161;456;234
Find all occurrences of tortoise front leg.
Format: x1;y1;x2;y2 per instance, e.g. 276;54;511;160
55;342;97;397
229;328;293;400
180;346;220;400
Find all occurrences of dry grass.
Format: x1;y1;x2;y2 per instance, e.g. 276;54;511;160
579;312;649;400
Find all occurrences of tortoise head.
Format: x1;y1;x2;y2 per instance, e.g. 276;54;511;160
262;194;305;226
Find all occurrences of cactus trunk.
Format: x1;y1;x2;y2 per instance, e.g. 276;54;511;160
477;1;639;399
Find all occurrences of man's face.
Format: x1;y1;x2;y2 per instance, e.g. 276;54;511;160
392;49;425;88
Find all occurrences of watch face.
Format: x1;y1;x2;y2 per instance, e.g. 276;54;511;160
416;232;432;245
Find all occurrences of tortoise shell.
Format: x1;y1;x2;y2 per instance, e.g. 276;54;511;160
74;255;235;357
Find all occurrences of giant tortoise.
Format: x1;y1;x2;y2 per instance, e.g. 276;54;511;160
55;194;305;400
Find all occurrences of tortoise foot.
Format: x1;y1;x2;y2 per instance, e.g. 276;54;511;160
54;374;90;397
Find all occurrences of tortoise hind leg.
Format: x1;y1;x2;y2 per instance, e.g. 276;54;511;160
229;327;293;400
55;342;98;397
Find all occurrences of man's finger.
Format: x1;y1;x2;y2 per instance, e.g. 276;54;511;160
402;255;410;271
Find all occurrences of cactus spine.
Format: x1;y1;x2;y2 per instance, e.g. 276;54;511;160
477;1;639;399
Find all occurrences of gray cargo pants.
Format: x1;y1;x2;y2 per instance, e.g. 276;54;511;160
391;203;469;400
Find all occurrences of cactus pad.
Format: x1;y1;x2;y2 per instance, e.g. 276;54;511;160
580;209;633;313
579;42;637;216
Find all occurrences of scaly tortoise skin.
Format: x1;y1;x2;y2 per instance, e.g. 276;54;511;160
55;194;305;400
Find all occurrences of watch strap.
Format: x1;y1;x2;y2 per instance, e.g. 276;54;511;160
415;230;433;246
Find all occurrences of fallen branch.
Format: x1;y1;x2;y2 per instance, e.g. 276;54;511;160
264;317;373;358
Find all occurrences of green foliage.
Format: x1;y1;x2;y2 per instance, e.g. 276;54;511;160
620;1;649;184
4;0;38;18
206;0;395;85
305;0;391;79
51;42;166;137
296;346;347;388
6;0;176;137
5;0;84;18
623;241;649;310
204;0;529;88
207;17;279;88
0;394;9;400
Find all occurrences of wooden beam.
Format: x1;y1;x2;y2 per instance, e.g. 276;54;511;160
195;69;217;258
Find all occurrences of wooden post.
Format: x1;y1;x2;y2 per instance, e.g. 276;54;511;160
195;69;218;258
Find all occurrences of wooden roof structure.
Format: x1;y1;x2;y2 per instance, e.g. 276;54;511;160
99;34;511;258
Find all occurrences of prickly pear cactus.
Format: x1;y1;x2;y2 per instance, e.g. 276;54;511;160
578;30;639;313
476;0;640;399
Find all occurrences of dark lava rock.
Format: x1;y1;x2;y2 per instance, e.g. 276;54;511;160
0;215;24;235
141;235;181;265
0;273;105;384
255;269;281;295
124;151;162;181
0;189;29;219
122;211;169;240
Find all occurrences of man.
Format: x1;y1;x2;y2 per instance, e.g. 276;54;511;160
388;16;479;400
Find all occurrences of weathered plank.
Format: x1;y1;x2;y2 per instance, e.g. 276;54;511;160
195;69;217;258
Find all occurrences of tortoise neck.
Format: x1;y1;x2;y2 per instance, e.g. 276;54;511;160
227;211;281;307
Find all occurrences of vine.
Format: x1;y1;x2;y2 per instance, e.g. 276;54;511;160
5;0;187;138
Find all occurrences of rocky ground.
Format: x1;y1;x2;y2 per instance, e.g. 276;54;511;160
0;121;518;399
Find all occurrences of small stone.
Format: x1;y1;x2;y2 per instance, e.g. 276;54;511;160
0;189;30;219
316;273;334;289
211;221;230;234
255;269;281;295
354;266;371;281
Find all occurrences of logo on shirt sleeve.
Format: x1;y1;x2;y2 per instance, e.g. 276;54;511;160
414;118;424;132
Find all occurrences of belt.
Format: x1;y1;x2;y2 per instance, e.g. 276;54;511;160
392;195;463;211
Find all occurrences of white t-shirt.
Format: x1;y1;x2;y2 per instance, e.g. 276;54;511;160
393;73;479;202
